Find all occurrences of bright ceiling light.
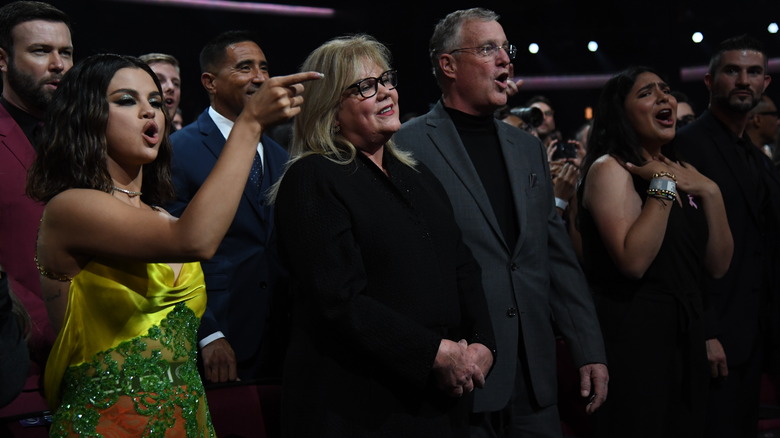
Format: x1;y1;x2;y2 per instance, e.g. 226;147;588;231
769;23;779;34
528;43;539;54
587;41;598;52
692;32;704;43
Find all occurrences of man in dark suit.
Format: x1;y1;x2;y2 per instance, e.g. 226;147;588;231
0;0;72;370
674;34;780;438
395;8;607;438
167;30;289;383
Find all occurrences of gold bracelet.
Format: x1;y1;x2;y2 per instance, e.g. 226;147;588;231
34;255;73;283
652;171;676;182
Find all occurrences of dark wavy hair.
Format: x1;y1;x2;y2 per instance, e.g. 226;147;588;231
27;53;174;205
581;66;668;179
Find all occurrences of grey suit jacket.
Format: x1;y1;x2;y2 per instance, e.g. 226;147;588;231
395;101;606;412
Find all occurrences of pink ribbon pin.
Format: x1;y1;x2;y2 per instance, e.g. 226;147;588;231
687;194;698;209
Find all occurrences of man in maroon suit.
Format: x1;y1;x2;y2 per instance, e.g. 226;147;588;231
0;1;73;372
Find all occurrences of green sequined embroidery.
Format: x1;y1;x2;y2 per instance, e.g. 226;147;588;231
50;303;215;437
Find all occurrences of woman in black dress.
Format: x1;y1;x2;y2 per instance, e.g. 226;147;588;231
578;66;733;437
269;35;496;437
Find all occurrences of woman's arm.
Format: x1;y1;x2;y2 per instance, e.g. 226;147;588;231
43;73;321;265
582;155;673;279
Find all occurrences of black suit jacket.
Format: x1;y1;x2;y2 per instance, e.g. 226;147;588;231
674;110;780;365
276;151;495;436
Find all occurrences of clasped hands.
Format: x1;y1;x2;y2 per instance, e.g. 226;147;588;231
433;339;494;398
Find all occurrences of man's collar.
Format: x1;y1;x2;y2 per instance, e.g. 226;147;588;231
208;106;234;141
707;110;749;144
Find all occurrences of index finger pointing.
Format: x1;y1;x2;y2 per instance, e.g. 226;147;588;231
272;71;324;87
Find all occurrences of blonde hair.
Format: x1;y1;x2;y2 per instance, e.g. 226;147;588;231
267;34;415;203
138;52;180;72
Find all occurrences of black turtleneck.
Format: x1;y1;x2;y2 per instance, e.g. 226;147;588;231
444;106;519;248
1;97;41;151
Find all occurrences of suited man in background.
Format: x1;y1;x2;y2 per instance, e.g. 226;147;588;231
674;34;780;438
395;8;607;438
0;0;72;371
167;30;289;384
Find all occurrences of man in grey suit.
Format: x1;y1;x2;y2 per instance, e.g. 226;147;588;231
395;8;608;437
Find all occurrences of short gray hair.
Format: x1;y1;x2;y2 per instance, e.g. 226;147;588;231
428;8;499;85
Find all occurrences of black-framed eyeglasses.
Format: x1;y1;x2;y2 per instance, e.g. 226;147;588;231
448;43;517;60
758;110;779;117
346;69;398;99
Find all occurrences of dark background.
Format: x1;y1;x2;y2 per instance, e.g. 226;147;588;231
33;0;780;139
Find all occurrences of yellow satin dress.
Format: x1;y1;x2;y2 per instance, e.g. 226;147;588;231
44;258;215;437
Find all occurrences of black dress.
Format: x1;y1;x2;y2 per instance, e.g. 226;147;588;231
579;173;710;438
275;149;496;438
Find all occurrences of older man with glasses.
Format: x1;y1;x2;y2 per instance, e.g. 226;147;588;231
395;7;608;438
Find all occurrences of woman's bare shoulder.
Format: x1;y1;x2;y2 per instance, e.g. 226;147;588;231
588;154;631;182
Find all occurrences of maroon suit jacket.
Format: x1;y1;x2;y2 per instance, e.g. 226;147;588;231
0;103;54;363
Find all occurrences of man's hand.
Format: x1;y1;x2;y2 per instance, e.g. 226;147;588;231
465;343;494;388
550;160;580;203
201;338;238;383
706;338;728;378
432;339;473;397
505;63;523;97
579;363;608;414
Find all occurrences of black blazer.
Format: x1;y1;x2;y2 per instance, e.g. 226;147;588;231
674;110;780;365
275;151;495;437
